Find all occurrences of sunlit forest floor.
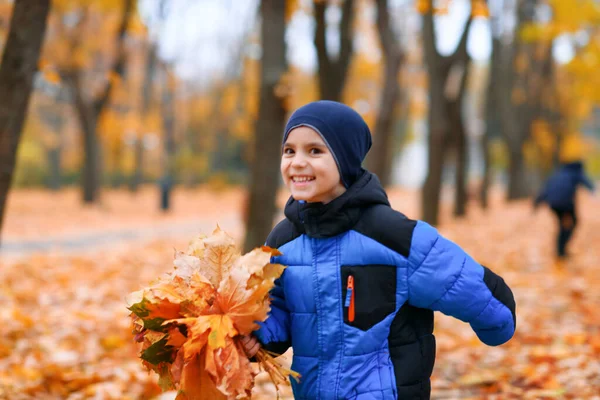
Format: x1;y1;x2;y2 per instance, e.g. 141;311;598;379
1;186;598;399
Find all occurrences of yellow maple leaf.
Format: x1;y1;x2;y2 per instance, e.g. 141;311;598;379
186;226;237;287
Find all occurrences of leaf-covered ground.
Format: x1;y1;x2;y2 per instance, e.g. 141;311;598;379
1;187;598;399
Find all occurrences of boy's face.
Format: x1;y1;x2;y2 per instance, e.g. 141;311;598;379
281;126;346;204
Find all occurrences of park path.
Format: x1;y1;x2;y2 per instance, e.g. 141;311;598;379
0;215;241;259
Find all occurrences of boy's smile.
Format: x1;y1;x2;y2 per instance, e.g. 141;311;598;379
281;126;346;204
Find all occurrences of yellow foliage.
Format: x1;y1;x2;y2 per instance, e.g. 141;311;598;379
231;117;253;141
532;120;555;156
560;133;594;163
221;84;240;116
520;24;553;43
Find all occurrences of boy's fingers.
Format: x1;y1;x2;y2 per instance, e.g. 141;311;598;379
241;335;254;345
248;341;260;357
240;335;260;357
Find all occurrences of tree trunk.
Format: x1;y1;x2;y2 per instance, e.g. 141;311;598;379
449;59;470;217
64;71;100;203
160;62;176;211
481;36;502;209
0;0;50;243
46;147;62;190
451;98;468;217
501;0;539;201
243;0;287;252
366;0;403;188
313;0;355;101
480;126;491;208
130;138;144;191
422;119;446;226
64;0;134;203
507;147;529;199
420;2;472;225
421;7;446;226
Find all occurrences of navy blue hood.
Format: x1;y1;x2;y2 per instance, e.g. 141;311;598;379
562;161;583;171
282;100;372;188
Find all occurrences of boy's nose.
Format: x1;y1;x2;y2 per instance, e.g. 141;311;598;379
291;155;308;168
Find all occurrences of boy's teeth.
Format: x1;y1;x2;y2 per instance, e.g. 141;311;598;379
293;177;314;182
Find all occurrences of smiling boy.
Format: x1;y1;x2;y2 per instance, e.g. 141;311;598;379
242;100;516;400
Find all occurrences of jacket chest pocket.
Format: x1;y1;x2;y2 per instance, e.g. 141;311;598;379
340;265;397;331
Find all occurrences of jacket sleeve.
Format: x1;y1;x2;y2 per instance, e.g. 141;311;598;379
407;221;516;346
253;266;291;355
578;172;595;192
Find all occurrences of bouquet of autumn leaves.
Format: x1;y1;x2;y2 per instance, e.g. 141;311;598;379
126;227;299;399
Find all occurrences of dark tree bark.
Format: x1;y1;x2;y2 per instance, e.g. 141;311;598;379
0;0;51;245
481;36;502;209
448;59;471;217
421;1;472;226
62;0;134;203
365;0;403;187
159;61;176;211
500;0;545;201
46;147;62;190
243;0;287;252
314;0;355;101
421;8;448;226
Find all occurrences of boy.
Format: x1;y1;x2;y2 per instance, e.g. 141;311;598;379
243;101;516;399
534;160;595;258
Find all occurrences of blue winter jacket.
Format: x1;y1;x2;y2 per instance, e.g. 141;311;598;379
535;161;595;210
255;172;516;399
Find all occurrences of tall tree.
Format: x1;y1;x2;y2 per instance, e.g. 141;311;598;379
159;60;177;211
130;40;157;192
421;0;473;225
448;45;472;217
314;0;355;101
243;0;288;252
0;0;51;245
481;34;501;209
499;0;553;200
365;0;404;187
59;0;134;203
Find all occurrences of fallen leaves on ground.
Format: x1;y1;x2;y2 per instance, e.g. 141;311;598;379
0;188;598;399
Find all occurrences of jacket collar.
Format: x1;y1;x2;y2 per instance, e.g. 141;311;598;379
284;171;389;238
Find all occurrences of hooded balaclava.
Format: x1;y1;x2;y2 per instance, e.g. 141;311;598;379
282;100;372;188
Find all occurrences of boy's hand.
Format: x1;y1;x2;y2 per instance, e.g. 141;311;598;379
240;335;261;358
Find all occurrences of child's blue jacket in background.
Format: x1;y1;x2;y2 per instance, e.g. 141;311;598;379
256;172;516;400
535;161;595;210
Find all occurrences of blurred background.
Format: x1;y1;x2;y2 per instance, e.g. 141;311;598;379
0;0;599;399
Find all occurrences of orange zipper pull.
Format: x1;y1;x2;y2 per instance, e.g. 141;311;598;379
346;275;355;322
